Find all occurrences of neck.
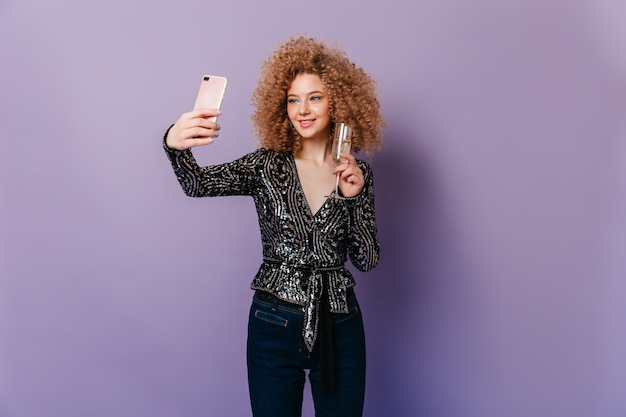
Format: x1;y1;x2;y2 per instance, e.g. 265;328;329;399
295;139;331;164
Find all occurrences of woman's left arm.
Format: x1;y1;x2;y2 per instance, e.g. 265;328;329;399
345;161;380;272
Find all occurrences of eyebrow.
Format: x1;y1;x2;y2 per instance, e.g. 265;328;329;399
287;90;325;97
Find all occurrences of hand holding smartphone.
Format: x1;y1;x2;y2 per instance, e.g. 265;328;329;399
194;75;228;122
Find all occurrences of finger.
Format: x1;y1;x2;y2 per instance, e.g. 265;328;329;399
190;108;222;119
346;173;359;184
199;119;220;132
343;170;363;184
333;164;349;175
180;114;220;131
189;137;215;147
338;163;362;176
186;126;220;140
341;153;358;165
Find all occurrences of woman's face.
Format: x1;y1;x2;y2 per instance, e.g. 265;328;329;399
287;73;331;143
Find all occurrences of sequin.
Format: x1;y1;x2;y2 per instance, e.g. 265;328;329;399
165;144;379;351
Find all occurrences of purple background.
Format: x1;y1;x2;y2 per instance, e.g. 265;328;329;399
1;0;625;416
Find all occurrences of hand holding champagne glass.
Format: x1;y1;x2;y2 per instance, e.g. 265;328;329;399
326;123;352;199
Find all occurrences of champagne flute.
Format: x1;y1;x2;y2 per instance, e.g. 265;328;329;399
326;123;352;199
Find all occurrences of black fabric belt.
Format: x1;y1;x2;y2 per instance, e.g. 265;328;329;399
261;257;345;273
254;288;353;306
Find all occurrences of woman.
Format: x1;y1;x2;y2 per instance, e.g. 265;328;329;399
163;36;383;417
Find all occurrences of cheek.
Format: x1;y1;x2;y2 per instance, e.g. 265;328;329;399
319;105;331;121
286;105;297;121
321;103;331;118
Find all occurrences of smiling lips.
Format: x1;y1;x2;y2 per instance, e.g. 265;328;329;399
298;119;315;128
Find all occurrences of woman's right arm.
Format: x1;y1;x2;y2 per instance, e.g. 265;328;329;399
163;110;259;198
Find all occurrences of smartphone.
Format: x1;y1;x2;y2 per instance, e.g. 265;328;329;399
193;75;228;121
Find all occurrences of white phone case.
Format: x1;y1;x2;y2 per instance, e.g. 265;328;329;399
193;75;228;120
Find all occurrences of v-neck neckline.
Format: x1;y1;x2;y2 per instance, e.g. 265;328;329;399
289;153;334;218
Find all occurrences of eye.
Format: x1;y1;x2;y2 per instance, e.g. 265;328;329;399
310;95;322;101
287;98;299;104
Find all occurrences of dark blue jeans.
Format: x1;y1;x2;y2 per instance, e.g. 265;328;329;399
247;290;366;417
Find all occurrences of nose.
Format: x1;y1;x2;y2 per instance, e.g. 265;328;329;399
298;101;310;115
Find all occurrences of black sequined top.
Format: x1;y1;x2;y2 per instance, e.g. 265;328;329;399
164;143;379;351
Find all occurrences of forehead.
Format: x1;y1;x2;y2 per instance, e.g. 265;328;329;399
287;73;326;95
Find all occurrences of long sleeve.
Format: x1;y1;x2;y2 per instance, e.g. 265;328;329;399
163;136;258;198
345;161;380;272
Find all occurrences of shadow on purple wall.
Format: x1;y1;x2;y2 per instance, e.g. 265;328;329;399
356;125;478;415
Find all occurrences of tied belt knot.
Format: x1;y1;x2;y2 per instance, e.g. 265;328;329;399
260;257;345;399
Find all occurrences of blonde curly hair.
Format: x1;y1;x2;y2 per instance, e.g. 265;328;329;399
251;36;384;156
